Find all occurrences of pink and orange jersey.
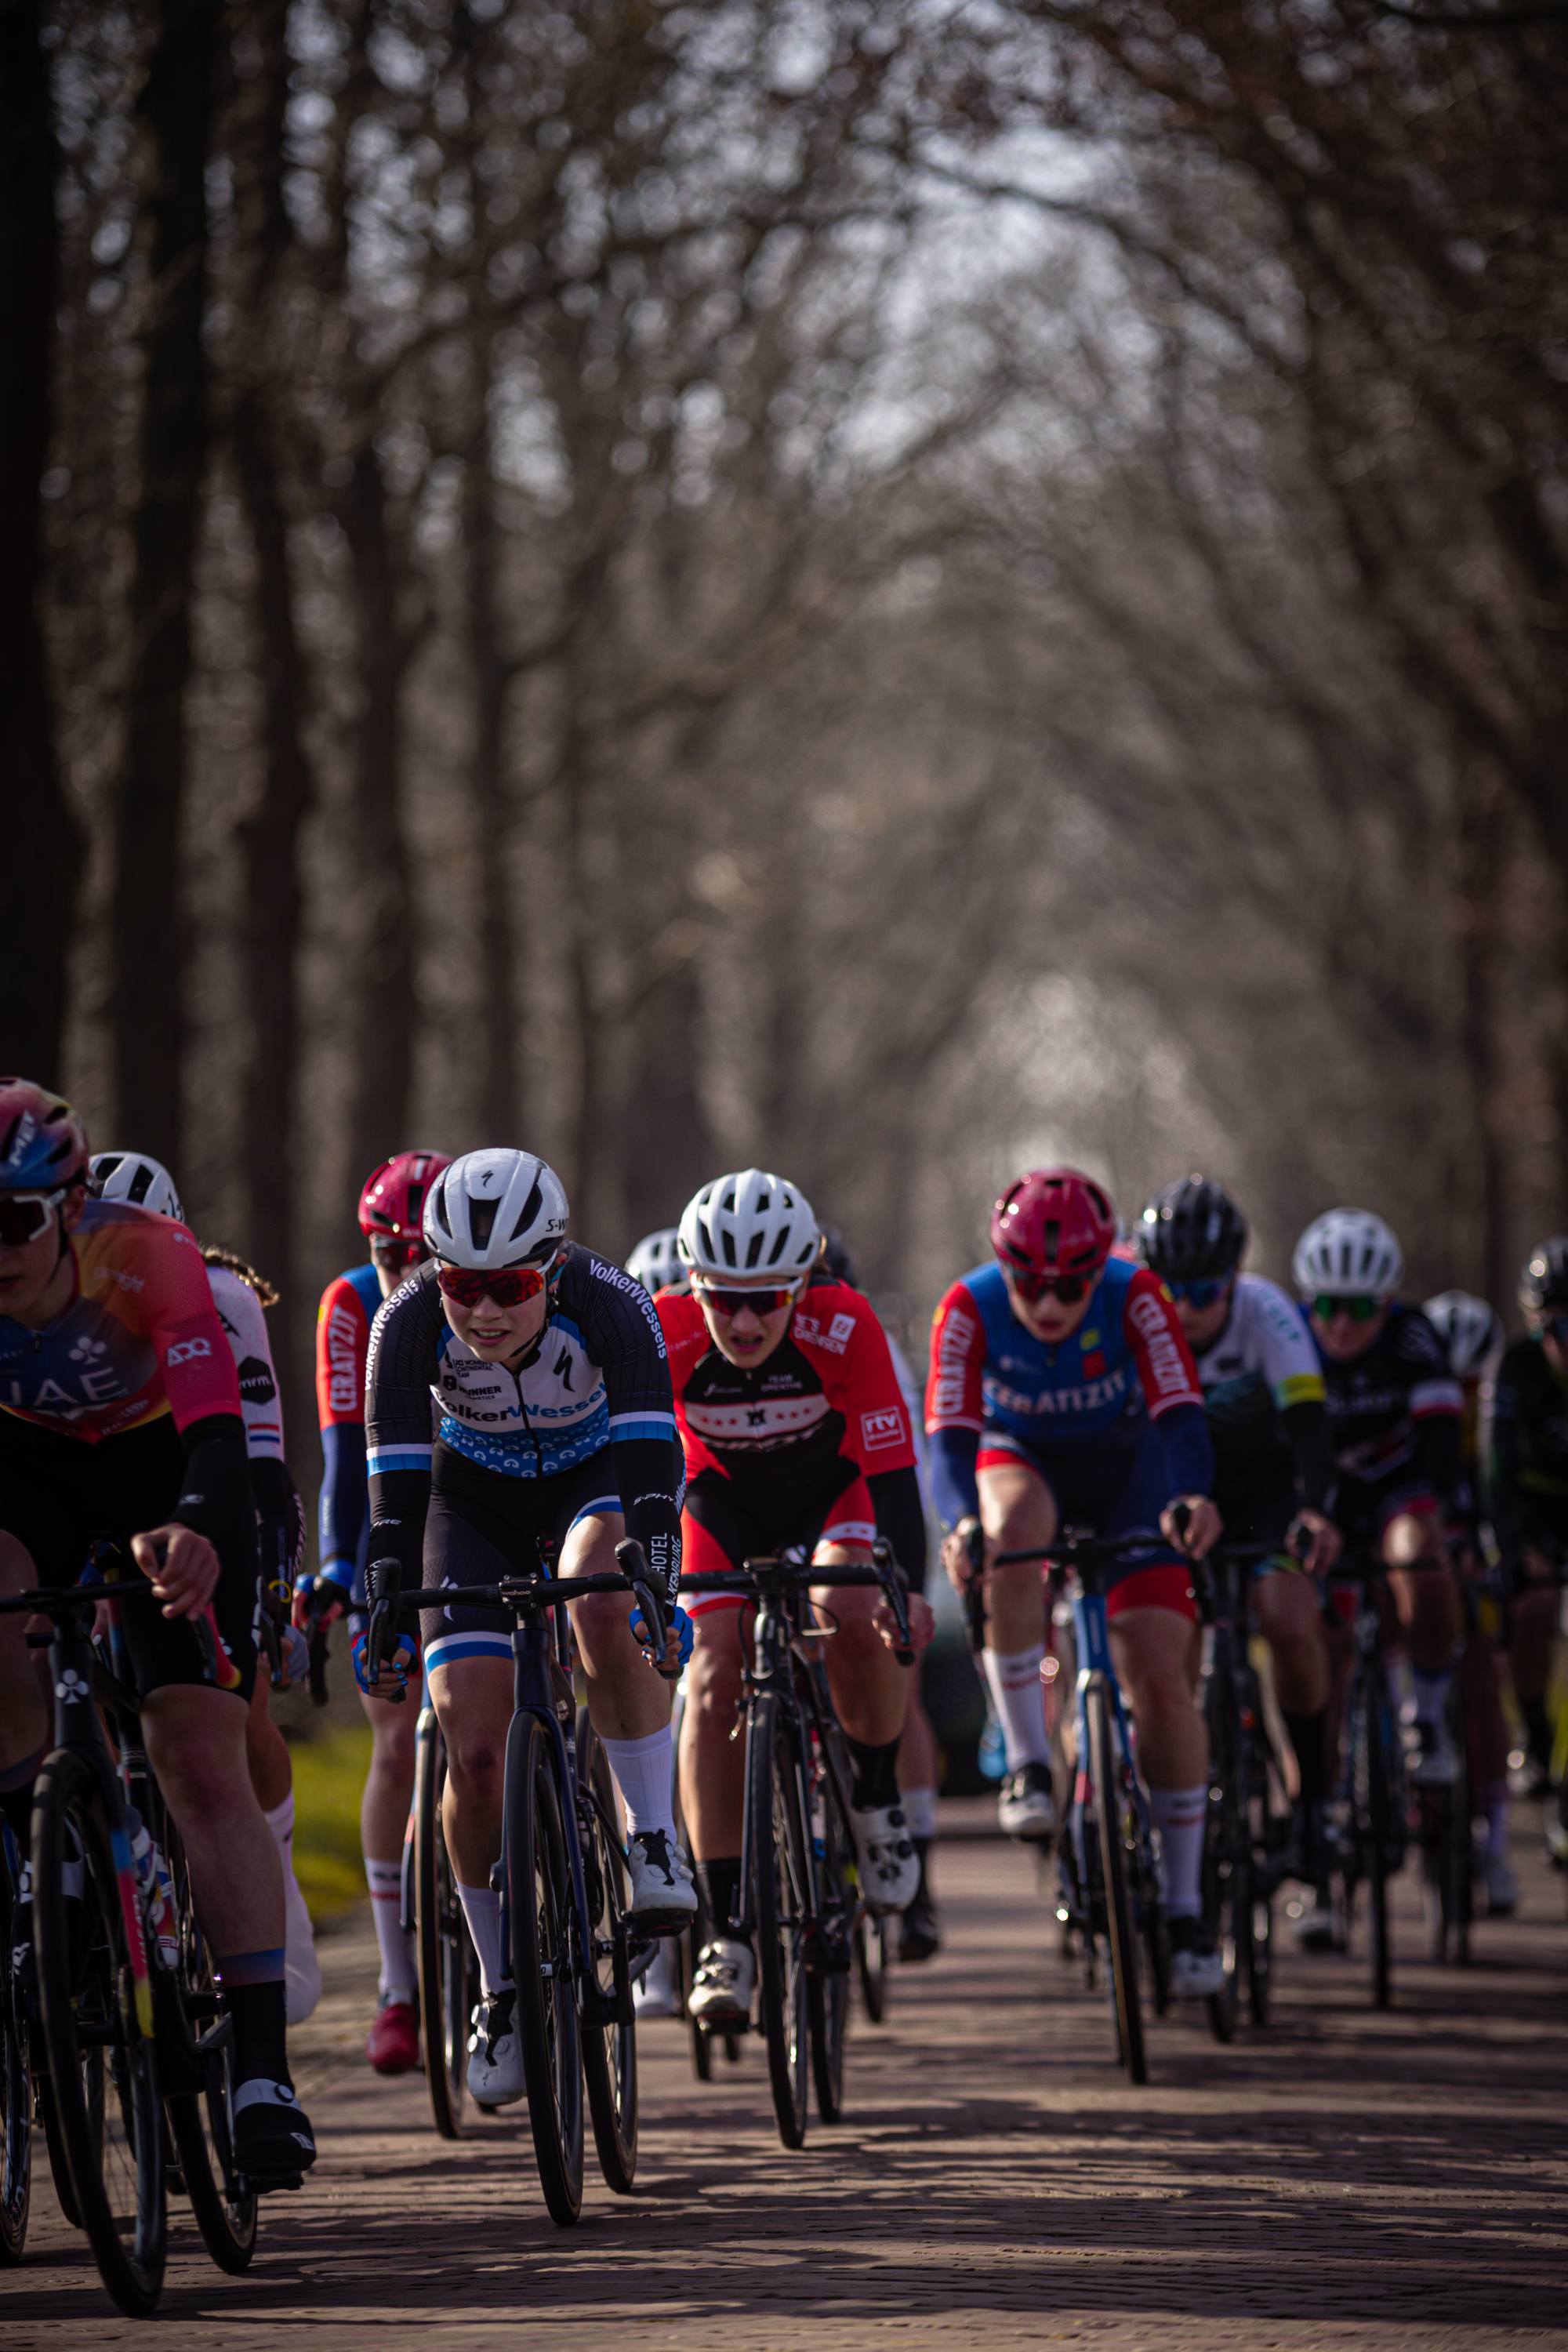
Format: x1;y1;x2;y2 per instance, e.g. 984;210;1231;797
0;1198;241;1443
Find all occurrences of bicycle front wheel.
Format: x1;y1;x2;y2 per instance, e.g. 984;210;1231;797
1087;1677;1146;2086
748;1691;809;2149
575;1711;637;2193
0;1832;31;2262
416;1709;474;2140
160;1815;257;2274
852;1912;888;2024
33;1750;166;2316
1201;1676;1245;2045
506;1713;584;2225
1351;1671;1393;2009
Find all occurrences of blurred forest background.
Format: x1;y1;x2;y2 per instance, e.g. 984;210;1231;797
3;0;1566;1519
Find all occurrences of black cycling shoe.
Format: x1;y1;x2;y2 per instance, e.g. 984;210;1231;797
234;2079;318;2185
898;1840;942;1964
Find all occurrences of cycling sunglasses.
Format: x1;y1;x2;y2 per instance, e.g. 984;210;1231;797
1312;1294;1383;1323
692;1279;800;1317
1167;1276;1229;1309
369;1234;425;1274
1011;1267;1089;1305
437;1261;550;1309
0;1189;65;1247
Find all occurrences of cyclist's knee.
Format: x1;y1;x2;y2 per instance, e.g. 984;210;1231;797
567;1585;634;1665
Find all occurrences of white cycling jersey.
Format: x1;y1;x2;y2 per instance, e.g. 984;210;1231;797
206;1261;285;1460
1190;1272;1323;1508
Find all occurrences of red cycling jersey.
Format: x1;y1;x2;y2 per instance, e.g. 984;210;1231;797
656;1277;918;1489
0;1198;241;1443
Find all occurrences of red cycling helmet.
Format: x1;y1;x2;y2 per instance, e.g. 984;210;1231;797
990;1168;1117;1286
358;1150;452;1242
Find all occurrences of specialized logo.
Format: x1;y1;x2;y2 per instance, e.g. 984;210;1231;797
860;1407;905;1452
166;1337;212;1367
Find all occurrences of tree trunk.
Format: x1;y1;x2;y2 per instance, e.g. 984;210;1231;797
463;439;520;1141
560;709;600;1229
1455;761;1509;1308
0;0;82;1082
342;445;418;1189
107;0;220;1164
621;959;717;1255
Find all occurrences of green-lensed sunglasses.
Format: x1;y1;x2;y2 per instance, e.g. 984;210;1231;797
1312;1294;1383;1323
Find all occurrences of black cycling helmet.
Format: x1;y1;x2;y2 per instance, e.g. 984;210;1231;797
1137;1175;1247;1283
818;1228;859;1287
1518;1236;1568;1324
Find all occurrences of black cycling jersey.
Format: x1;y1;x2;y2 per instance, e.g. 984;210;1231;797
1315;1302;1463;1523
364;1243;684;1603
1486;1335;1568;1567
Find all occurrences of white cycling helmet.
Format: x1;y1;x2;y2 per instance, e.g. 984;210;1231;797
1423;1290;1502;1378
1293;1207;1403;1301
89;1150;183;1223
678;1167;818;1279
626;1228;683;1293
423;1149;568;1270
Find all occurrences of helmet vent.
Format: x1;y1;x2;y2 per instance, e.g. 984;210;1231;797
469;1197;499;1250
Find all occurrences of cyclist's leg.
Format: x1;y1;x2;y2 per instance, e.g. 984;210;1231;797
1508;1534;1563;1791
1459;1601;1514;1907
244;1672;322;2024
897;1516;941;1955
814;1480;920;1909
975;1439;1058;1833
1383;1501;1463;1780
1252;1552;1331;1813
350;1521;419;2064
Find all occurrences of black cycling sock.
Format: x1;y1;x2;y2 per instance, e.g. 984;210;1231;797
1523;1698;1552;1771
845;1734;902;1811
1283;1708;1330;1809
219;1966;291;2087
695;1857;742;1940
0;1769;39;1856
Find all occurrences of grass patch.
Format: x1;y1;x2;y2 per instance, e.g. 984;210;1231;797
289;1722;373;1926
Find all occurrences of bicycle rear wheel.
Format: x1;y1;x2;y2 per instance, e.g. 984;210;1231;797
1246;1718;1278;2027
575;1711;637;2193
506;1713;584;2225
748;1691;809;2149
808;1755;852;2124
1087;1677;1146;2086
1351;1671;1393;2009
1201;1679;1245;2044
160;1816;256;2274
415;1709;474;2140
852;1913;888;2024
33;1750;165;2316
0;1834;31;2262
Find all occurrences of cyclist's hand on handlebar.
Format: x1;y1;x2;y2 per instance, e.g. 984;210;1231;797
1162;1496;1221;1560
352;1622;418;1702
292;1567;349;1632
873;1591;936;1653
1287;1508;1341;1577
631;1602;693;1675
132;1523;220;1618
942;1517;989;1594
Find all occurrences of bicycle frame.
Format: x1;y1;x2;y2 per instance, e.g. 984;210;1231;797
731;1573;860;1957
1061;1570;1156;1936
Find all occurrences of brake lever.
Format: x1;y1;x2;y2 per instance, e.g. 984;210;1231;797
871;1539;914;1666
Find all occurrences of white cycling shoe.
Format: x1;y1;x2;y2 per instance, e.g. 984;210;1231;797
632;1936;682;2020
1167;1916;1226;1998
1407;1719;1461;1788
848;1801;920;1914
626;1831;699;1931
467;1989;526;2106
688;1936;754;2027
997;1762;1058;1842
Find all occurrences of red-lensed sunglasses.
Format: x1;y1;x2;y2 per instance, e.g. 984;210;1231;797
0;1189;66;1248
1011;1266;1090;1305
693;1279;800;1317
436;1261;550;1309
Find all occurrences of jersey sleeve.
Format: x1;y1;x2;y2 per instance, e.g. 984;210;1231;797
1250;1280;1326;1414
317;1276;372;1431
1397;1312;1465;1424
315;1276;373;1581
1120;1266;1205;1421
925;1281;988;1436
579;1257;684;1602
364;1271;445;1584
143;1222;244;1431
207;1264;284;1459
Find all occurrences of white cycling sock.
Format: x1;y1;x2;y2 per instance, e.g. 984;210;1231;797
1411;1668;1452;1727
901;1784;939;1842
456;1881;510;1999
263;1794;301;1894
982;1646;1051;1771
365;1857;416;2003
1149;1784;1207;1920
601;1726;677;1841
1486;1784;1510;1858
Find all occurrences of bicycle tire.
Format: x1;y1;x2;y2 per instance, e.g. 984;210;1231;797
1353;1672;1393;2009
1201;1677;1244;2045
1246;1710;1276;2027
160;1816;257;2273
33;1749;166;2316
575;1711;637;2193
748;1690;809;2149
1441;1678;1472;1965
1087;1675;1146;2085
807;1749;852;2123
506;1713;584;2225
0;1835;31;2262
852;1912;888;2024
415;1709;473;2140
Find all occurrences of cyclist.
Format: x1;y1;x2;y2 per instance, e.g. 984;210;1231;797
1137;1176;1341;1944
89;1149;321;2013
294;1149;448;2076
1294;1209;1465;1784
0;1080;315;2182
1486;1239;1568;1841
819;1226;944;1964
927;1167;1225;1997
626;1228;684;1297
358;1149;696;2106
1425;1288;1516;1911
661;1170;935;2028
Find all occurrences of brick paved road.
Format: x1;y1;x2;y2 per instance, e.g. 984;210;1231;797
6;1812;1566;2350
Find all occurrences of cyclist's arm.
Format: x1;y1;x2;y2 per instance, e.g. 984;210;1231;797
206;1261;285;1460
1279;1399;1337;1515
868;1464;926;1584
1483;1352;1530;1566
583;1256;684;1602
1122;1268;1213;1495
1401;1312;1464;1512
316;1275;373;1592
252;1455;306;1610
140;1223;260;1577
924;1279;987;1526
363;1271;441;1587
